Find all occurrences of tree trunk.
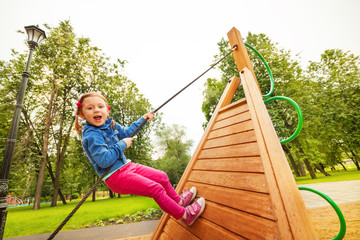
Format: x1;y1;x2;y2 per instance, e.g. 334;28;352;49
339;163;347;171
299;161;306;176
350;150;360;170
283;145;300;177
298;148;317;179
353;159;360;170
109;189;114;198
303;158;317;179
314;163;331;176
118;194;121;198
46;159;67;204
33;82;57;210
51;102;75;207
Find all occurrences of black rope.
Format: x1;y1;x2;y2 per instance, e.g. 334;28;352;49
130;44;238;136
47;169;110;240
47;45;237;240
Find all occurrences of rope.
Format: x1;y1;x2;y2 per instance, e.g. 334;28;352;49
47;45;237;240
47;168;110;240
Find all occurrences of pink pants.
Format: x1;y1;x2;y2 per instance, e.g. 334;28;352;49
105;162;185;220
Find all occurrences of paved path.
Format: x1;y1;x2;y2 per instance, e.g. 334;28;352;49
298;179;360;208
5;220;159;240
5;180;360;240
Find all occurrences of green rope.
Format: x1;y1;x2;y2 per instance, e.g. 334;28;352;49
298;186;346;240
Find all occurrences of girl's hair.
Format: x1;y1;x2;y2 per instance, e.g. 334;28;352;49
74;92;115;133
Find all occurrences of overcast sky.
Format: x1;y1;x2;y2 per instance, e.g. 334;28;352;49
1;0;359;153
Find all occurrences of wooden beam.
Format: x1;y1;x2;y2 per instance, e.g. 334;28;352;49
227;27;261;94
151;76;240;239
240;68;318;239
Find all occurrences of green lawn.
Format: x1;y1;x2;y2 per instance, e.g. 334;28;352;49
4;195;160;238
5;166;360;238
295;166;360;185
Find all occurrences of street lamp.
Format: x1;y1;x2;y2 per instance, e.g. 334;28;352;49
0;25;46;239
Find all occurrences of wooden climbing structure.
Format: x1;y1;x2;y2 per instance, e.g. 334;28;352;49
152;27;318;240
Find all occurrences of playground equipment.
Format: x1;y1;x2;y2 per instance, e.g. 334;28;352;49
151;27;346;240
48;27;346;240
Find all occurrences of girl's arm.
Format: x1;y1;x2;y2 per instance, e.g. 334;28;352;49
115;116;147;138
83;130;127;169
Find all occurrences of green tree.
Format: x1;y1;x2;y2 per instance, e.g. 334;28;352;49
307;49;360;170
0;20;158;209
202;33;313;175
154;124;193;185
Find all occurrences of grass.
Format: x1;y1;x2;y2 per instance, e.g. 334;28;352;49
295;165;360;185
4;195;160;238
5;165;360;238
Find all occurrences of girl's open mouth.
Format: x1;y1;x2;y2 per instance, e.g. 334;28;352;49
94;116;102;121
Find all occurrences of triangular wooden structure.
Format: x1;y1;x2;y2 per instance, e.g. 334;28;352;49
152;27;318;240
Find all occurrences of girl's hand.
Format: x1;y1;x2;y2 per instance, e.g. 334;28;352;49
143;112;155;122
122;138;133;149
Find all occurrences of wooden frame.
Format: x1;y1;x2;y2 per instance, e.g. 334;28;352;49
151;27;318;240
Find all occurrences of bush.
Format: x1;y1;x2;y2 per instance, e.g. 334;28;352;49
71;193;80;199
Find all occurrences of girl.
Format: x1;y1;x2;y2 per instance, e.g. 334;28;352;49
74;92;205;226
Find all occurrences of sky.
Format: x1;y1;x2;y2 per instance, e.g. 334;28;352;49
1;0;359;154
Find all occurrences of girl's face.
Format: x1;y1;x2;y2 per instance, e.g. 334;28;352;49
79;96;109;127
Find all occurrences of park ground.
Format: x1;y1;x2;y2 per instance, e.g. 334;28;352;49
5;167;360;240
114;201;360;240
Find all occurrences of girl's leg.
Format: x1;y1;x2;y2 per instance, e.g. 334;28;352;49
105;163;185;220
129;163;182;203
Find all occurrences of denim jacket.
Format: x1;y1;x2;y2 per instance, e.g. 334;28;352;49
82;117;146;180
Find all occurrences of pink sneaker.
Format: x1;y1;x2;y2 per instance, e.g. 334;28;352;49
180;187;197;207
182;197;205;226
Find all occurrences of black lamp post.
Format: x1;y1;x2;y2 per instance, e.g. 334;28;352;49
0;25;46;239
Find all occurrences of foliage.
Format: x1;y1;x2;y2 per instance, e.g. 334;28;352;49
154;124;193;185
0;20;158;206
201;33;360;178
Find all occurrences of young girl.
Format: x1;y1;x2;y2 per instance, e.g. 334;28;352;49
74;92;205;226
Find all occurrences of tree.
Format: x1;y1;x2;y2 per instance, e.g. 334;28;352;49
154;124;193;185
202;33;315;174
307;49;360;170
30;21;114;209
0;20;158;209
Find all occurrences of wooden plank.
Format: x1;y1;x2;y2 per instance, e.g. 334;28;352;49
176;218;245;240
188;170;269;193
212;111;251;130
227;27;261;93
159;232;172;240
207;120;254;140
240;68;318;239
152;76;241;239
240;70;294;239
202;201;280;240
184;182;276;220
217;101;249;121
193;156;264;173
203;130;256;149
199;142;260;159
163;218;199;240
219;98;247;114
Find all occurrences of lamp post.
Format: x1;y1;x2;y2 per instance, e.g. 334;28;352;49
0;25;46;239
